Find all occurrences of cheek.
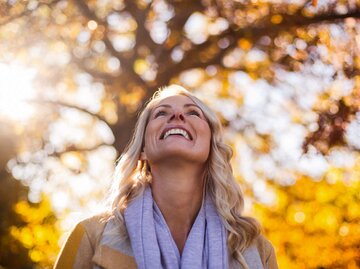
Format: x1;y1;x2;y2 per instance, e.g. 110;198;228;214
143;129;154;151
201;126;212;150
144;122;156;141
143;123;159;152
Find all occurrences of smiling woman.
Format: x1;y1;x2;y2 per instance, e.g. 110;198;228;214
54;84;278;269
0;63;38;122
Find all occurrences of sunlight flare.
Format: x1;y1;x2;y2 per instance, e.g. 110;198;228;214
0;63;37;122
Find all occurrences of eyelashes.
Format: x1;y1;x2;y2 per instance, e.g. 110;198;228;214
188;110;200;116
153;109;201;118
154;110;167;118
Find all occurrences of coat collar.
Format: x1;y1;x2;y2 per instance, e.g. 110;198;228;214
92;217;136;269
93;244;136;269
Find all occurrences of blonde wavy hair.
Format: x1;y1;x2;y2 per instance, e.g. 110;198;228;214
108;84;260;268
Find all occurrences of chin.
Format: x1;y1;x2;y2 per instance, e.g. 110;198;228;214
155;150;209;165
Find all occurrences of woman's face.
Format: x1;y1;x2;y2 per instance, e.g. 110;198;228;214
142;95;211;166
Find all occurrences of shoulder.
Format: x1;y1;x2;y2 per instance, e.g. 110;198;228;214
53;213;110;269
253;234;274;257
67;213;110;250
78;213;109;246
253;234;278;269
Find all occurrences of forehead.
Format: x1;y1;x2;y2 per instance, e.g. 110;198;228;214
155;95;196;107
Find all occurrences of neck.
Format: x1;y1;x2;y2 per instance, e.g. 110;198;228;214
150;163;206;253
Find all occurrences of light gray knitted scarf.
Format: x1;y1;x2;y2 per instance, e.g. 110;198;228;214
121;186;263;269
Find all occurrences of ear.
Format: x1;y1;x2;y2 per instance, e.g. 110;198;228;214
139;150;147;161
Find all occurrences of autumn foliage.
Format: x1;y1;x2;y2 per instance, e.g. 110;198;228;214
1;0;360;268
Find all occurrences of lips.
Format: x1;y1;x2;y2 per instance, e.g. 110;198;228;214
160;126;193;140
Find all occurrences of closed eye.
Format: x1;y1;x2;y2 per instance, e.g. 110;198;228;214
188;110;201;117
154;110;167;118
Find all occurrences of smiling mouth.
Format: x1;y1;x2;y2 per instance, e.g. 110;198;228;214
160;128;192;140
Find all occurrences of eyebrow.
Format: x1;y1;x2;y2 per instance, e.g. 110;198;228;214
154;103;200;110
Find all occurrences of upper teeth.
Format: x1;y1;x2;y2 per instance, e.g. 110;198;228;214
163;128;190;140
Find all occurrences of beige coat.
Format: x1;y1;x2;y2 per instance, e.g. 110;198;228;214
54;214;278;269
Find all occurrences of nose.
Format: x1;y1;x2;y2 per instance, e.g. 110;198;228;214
168;110;185;122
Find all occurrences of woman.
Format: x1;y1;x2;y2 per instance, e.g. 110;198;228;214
54;85;278;269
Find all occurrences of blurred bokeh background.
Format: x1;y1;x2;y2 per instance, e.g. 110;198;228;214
1;0;360;268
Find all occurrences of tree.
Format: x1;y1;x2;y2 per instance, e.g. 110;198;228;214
255;173;360;268
1;0;359;152
0;122;59;269
1;0;360;267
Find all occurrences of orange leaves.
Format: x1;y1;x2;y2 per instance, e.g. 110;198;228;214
2;1;360;269
270;15;283;25
238;38;252;51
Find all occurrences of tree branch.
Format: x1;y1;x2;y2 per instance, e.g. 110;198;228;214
73;0;148;88
160;9;360;78
231;10;360;39
49;142;111;158
70;53;119;83
123;0;157;52
155;1;206;75
30;99;109;124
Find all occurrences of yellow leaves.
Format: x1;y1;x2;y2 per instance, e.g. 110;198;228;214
10;226;33;249
10;198;60;266
14;199;52;224
238;38;252;51
10;223;55;250
290;176;316;200
346;203;360;221
100;98;118;124
296;28;316;42
273;189;288;211
318;29;331;46
278;256;305;269
315;184;338;203
10;222;59;264
119;87;146;113
255;167;360;268
325;166;344;184
271;15;283;25
313;206;341;233
134;59;149;75
29;249;45;262
354;57;360;69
